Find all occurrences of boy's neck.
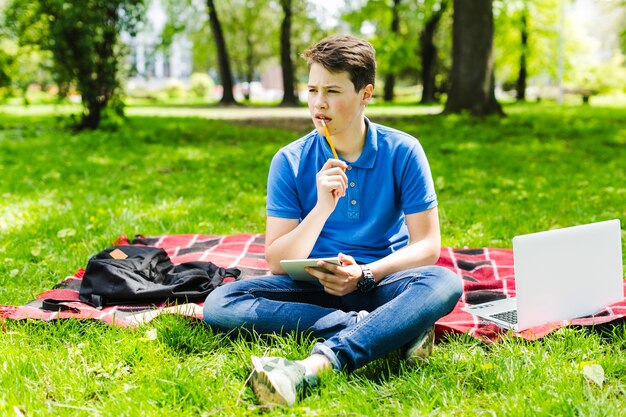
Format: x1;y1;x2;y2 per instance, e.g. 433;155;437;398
333;116;368;163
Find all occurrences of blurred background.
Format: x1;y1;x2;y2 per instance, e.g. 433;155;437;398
0;0;624;128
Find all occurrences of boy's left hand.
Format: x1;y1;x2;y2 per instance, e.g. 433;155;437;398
305;253;363;296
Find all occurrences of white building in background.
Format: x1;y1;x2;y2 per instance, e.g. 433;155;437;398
121;0;284;102
123;0;193;91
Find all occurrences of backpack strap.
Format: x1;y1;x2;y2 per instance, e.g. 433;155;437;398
88;295;106;309
40;299;82;313
40;298;99;312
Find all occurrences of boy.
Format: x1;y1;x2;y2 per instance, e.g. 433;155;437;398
203;35;462;406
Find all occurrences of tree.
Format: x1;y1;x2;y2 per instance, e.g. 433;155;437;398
206;0;237;104
279;0;298;106
5;0;146;129
287;2;327;102
492;0;553;102
342;0;446;103
419;0;450;104
160;0;216;76
231;0;273;101
161;0;277;103
382;0;402;102
444;0;503;116
0;3;12;94
0;44;13;93
515;2;529;101
0;38;54;103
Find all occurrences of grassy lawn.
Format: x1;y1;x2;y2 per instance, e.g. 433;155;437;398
0;102;625;416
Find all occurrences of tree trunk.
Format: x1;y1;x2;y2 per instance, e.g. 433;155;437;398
82;102;105;129
383;0;402;102
515;9;528;101
206;0;237;105
244;34;253;101
444;0;504;116
279;0;298;106
383;74;396;102
80;7;116;129
420;0;449;104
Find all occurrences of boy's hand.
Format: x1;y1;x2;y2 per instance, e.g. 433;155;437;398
315;159;348;214
305;253;363;296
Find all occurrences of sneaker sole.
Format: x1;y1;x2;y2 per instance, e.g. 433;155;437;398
250;356;291;407
405;326;435;364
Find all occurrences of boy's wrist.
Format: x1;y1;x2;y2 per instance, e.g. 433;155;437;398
312;201;336;218
357;265;376;293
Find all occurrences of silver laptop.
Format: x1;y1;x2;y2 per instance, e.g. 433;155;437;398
462;219;623;331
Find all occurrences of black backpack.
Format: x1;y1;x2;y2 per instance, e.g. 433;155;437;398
78;245;241;308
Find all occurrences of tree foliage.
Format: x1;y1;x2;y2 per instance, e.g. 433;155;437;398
0;1;55;101
2;0;623;117
159;0;213;73
341;0;452;102
161;0;275;102
231;0;274;99
160;0;324;103
562;0;626;96
342;0;417;98
494;0;560;98
4;0;146;129
0;38;54;102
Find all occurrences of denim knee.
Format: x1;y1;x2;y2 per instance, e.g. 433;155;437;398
432;265;464;308
202;283;233;329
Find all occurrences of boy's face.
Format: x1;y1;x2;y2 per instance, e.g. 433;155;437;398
307;63;372;140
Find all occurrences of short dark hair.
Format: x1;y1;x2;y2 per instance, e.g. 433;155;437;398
301;35;376;92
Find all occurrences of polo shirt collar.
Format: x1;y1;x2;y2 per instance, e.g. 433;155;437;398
316;117;377;169
350;117;377;169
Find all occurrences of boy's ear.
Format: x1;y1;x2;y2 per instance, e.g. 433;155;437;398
361;84;374;105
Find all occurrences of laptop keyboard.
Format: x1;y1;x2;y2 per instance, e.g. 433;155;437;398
491;310;518;324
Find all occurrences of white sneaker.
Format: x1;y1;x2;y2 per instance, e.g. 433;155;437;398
404;325;435;365
249;356;317;407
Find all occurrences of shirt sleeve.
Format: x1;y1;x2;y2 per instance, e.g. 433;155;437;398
266;151;302;219
398;140;438;214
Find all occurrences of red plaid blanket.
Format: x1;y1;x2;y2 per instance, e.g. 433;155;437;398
2;234;625;342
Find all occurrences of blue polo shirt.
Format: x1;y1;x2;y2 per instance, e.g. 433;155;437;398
266;118;437;264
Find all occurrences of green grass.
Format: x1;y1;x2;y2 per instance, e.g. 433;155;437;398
1;102;625;416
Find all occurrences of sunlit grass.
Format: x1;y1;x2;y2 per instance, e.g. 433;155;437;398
1;102;625;416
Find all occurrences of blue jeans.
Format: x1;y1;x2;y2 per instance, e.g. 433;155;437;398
203;265;463;372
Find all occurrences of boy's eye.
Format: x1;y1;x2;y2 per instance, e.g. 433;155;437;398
328;90;339;93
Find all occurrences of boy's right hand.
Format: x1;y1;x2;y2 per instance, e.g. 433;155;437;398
315;159;348;213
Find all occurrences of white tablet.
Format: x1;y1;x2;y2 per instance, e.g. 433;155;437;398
280;257;340;282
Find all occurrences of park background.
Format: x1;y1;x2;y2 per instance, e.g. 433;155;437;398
1;0;626;416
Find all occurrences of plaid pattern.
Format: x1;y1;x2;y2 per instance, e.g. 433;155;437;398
1;234;625;342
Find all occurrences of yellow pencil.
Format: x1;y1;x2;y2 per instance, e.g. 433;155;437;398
320;119;339;160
